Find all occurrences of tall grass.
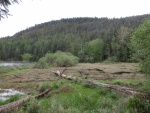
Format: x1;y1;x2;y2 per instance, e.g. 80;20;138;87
4;80;131;113
36;81;129;113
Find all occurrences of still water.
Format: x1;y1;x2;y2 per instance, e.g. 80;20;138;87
0;62;29;101
0;88;24;101
0;62;32;66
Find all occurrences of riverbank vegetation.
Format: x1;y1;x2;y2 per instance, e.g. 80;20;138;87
0;63;149;112
34;51;79;68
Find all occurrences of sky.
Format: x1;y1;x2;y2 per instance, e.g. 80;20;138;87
0;0;150;38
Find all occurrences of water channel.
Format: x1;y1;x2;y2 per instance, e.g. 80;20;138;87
0;62;32;66
0;62;30;101
0;88;24;101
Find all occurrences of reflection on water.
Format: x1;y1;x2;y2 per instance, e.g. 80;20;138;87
0;88;24;101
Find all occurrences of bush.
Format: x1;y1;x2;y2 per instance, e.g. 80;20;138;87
128;94;150;113
38;82;50;93
139;56;150;75
35;51;79;68
103;56;118;63
26;99;40;113
34;57;48;69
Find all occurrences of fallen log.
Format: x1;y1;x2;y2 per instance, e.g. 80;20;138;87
0;96;30;113
86;80;143;95
52;67;76;80
52;69;143;95
0;87;51;112
35;88;51;99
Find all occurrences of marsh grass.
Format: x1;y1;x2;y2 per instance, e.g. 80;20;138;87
0;65;32;76
31;81;129;113
0;94;23;106
0;80;130;113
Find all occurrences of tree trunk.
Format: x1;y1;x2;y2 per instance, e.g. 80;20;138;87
0;96;30;113
52;69;143;95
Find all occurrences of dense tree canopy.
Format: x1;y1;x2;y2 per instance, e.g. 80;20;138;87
131;20;150;74
0;14;150;63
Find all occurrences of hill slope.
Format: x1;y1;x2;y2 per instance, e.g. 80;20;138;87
0;14;150;61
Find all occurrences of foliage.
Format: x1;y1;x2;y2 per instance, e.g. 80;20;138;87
131;20;150;75
35;51;79;68
25;99;40;113
22;53;32;62
0;15;150;62
85;38;103;62
0;94;23;106
128;94;150;113
34;57;48;69
0;0;20;20
103;56;118;63
38;82;50;93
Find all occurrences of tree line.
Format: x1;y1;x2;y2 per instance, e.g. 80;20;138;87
0;14;150;63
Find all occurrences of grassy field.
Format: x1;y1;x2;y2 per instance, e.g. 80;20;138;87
0;63;149;113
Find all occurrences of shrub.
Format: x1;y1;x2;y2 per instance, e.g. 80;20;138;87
26;99;40;113
22;53;32;62
103;56;118;63
128;94;150;113
34;57;48;69
38;82;50;93
35;51;79;68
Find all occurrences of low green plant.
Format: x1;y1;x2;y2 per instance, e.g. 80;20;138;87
0;94;23;106
38;82;50;93
97;87;110;96
103;56;118;63
26;99;40;113
81;82;95;89
112;80;124;86
34;57;48;69
22;53;33;62
51;80;64;89
128;94;150;113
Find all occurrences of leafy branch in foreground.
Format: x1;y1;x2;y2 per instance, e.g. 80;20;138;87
0;0;20;20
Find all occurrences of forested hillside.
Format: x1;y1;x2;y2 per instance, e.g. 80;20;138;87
0;14;150;62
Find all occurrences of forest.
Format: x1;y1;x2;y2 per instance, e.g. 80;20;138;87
0;14;150;63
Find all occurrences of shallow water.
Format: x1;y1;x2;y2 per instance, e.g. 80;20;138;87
0;88;24;101
0;62;32;67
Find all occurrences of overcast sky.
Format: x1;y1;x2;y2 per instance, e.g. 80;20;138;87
0;0;150;38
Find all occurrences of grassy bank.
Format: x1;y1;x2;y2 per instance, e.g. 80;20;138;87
0;63;149;113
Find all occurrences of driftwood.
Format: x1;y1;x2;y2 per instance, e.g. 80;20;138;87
0;87;51;112
86;80;142;95
52;67;76;80
52;69;143;95
0;96;30;113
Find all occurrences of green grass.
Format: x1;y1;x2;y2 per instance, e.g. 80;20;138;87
17;80;128;113
0;94;24;106
0;65;32;76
